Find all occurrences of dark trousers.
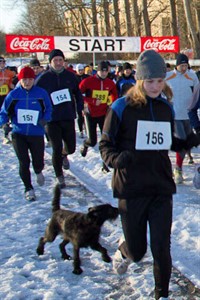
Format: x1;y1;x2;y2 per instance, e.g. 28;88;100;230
12;133;44;191
84;114;105;148
118;195;172;299
77;111;84;133
46;120;76;177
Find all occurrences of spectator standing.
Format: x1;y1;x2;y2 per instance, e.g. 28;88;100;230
79;61;118;172
0;56;15;144
36;49;83;188
166;53;199;184
76;64;90;138
116;62;136;97
0;67;52;201
99;50;199;300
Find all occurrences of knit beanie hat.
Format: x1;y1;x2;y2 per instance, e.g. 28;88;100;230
76;63;84;71
0;56;5;62
176;53;188;66
136;50;166;80
97;61;109;71
30;58;40;67
18;66;35;80
49;49;65;62
123;62;132;70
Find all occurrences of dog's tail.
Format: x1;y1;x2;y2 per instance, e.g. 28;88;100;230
52;184;61;213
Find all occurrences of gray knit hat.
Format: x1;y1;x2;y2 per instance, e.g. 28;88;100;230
136;50;166;80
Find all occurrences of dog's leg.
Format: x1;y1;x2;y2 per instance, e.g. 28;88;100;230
72;246;83;275
36;223;59;256
90;242;112;263
36;237;46;255
59;239;71;260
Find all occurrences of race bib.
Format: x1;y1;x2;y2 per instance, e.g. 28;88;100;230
51;88;71;105
17;109;39;126
0;84;9;96
92;90;109;103
135;120;172;150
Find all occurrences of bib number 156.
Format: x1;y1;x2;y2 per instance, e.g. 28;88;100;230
136;120;172;150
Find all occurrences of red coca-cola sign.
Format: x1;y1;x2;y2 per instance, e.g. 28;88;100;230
141;36;179;53
6;35;55;53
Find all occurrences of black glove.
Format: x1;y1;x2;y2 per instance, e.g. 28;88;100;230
184;132;200;150
114;150;133;169
38;119;47;127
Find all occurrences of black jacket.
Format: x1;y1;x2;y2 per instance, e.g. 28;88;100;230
36;68;83;122
99;95;185;198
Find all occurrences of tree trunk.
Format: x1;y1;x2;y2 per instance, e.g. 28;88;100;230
131;0;141;36
182;0;200;57
124;0;132;36
113;0;121;36
141;0;151;36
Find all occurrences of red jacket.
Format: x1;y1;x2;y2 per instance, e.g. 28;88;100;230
79;74;118;117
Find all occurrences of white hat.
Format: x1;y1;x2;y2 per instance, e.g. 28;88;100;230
76;64;84;72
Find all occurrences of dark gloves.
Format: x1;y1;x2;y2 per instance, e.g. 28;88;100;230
184;131;200;150
114;150;133;169
38;119;47;127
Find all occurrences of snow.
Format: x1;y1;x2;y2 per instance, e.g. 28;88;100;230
0;127;200;300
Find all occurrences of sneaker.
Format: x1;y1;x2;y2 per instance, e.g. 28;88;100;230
2;136;11;145
36;172;45;186
25;189;36;201
45;141;51;148
62;155;70;170
79;131;84;138
193;166;200;189
113;249;132;275
174;168;183;184
80;145;88;157
57;175;66;189
188;157;194;164
102;162;110;173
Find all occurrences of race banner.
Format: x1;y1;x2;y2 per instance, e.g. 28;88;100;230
141;36;179;53
6;35;179;53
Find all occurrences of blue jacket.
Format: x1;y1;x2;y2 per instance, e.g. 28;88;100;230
0;85;52;136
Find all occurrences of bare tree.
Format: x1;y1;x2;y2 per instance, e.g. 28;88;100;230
113;1;121;36
182;0;200;57
131;0;141;36
124;0;132;36
169;0;179;37
141;0;151;36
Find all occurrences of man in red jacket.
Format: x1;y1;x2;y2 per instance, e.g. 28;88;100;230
79;61;118;172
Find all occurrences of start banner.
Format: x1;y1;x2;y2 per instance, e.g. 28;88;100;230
6;35;179;53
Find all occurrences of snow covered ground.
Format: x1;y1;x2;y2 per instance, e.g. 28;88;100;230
0;127;200;300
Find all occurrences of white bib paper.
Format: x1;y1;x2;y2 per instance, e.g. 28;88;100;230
135;120;172;150
17;109;39;126
51;88;71;105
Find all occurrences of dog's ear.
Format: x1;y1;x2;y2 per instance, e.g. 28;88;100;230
87;207;99;219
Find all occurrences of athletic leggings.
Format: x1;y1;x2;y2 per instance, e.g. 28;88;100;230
46;120;76;177
118;195;172;299
12;133;44;191
83;114;105;148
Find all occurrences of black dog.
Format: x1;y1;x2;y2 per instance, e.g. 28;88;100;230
36;184;119;274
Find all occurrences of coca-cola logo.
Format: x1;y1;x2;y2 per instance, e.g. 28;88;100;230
143;39;176;51
10;38;51;51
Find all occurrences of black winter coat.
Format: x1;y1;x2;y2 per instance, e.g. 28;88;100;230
36;68;83;122
99;95;181;198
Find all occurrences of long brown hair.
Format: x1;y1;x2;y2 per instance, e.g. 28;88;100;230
126;80;173;107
